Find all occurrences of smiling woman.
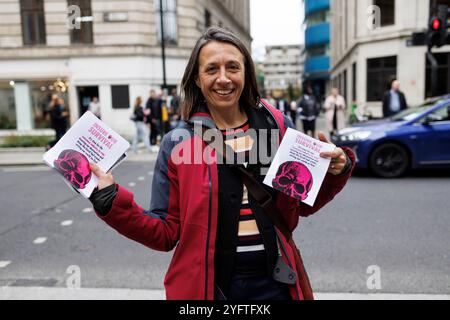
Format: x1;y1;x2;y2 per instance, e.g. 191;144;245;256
181;27;259;124
87;26;355;301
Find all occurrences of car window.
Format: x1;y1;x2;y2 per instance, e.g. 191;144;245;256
421;104;450;123
391;104;434;121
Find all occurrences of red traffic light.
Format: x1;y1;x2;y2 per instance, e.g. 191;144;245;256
431;18;441;30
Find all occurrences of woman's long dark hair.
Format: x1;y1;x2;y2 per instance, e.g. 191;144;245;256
180;26;260;120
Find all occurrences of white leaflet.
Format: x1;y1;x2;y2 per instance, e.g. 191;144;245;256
263;128;335;207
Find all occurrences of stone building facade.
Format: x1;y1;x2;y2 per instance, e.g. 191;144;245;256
262;44;303;99
0;0;251;136
330;0;450;118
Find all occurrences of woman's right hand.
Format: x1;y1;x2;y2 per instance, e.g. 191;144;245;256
90;163;115;190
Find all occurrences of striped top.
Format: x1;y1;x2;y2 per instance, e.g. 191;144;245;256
221;121;267;277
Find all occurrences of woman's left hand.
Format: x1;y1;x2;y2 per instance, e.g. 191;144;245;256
318;132;347;175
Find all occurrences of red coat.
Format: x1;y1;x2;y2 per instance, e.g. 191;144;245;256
96;100;355;300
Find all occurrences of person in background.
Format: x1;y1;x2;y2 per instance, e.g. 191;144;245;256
382;80;407;118
145;90;162;151
289;99;298;127
169;88;180;129
275;93;289;116
131;96;152;153
48;97;69;148
88;96;101;119
160;91;171;136
324;88;347;138
298;86;320;137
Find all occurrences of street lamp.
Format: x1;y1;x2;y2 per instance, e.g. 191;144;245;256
159;0;167;90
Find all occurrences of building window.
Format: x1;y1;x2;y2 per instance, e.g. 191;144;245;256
20;0;46;45
425;52;450;98
68;0;94;44
343;69;347;103
204;9;211;29
373;0;395;27
155;0;178;45
304;10;330;28
367;56;397;102
0;82;17;129
352;63;357;102
111;85;130;109
433;0;450;7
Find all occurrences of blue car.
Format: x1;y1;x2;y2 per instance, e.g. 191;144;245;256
332;95;450;178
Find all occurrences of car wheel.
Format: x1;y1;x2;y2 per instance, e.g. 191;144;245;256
369;143;409;178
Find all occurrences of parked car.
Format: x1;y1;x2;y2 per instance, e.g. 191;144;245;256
331;95;450;178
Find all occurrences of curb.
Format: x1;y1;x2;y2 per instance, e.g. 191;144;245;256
0;151;158;167
0;147;45;153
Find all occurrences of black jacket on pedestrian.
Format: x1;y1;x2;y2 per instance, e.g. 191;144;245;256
382;91;407;118
298;95;320;119
145;97;162;123
132;105;145;122
49;104;68;130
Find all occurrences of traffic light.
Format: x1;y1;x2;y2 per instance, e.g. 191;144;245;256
427;5;449;48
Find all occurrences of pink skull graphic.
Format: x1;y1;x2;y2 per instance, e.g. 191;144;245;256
272;161;313;201
54;149;91;189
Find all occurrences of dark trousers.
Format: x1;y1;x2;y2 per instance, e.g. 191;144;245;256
149;121;159;145
302;120;316;136
49;126;67;147
290;111;297;126
215;275;291;300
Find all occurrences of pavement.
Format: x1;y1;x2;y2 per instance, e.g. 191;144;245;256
1;287;449;300
0;146;158;166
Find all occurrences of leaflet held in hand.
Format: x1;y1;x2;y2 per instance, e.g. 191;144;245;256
263;128;335;207
43;111;130;198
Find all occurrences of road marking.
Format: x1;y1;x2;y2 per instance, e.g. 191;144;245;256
61;220;73;226
0;261;11;268
82;208;93;213
148;171;153;176
137;176;145;181
128;182;136;187
33;237;47;244
55;208;62;213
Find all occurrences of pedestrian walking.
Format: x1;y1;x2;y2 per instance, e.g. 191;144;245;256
169;88;181;129
160;91;171;136
145;90;162;151
131;96;152;153
382;80;407;118
324;88;347;137
88;96;101;119
88;26;355;300
48;97;69;148
298;86;320;137
275;93;289;116
289;99;298;127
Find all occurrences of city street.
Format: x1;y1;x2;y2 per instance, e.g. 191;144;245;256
1;0;450;305
1;158;449;299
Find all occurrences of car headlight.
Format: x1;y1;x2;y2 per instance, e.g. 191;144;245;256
339;130;372;142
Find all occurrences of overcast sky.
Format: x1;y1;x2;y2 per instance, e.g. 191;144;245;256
250;0;304;61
